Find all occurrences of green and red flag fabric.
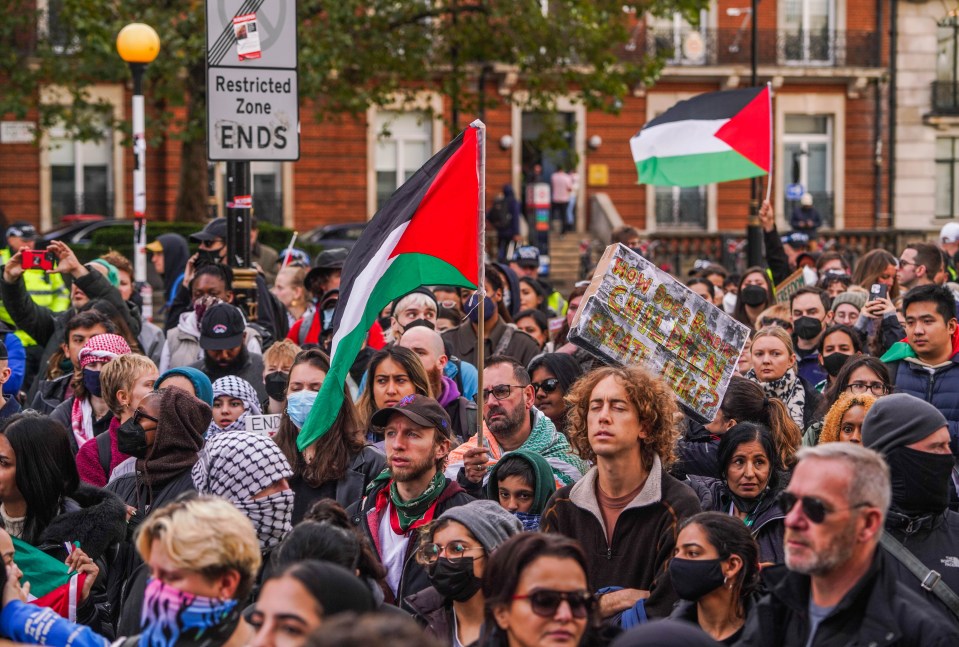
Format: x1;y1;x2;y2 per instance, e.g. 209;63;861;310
630;85;772;187
12;537;86;621
296;124;483;450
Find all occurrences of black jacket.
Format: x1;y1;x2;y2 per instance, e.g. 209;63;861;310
49;397;115;454
291;445;386;524
406;586;454;644
687;476;786;564
348;477;472;612
738;552;959;646
189;351;267;402
27;373;71;415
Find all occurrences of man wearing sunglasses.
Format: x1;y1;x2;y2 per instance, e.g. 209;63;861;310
740;443;958;645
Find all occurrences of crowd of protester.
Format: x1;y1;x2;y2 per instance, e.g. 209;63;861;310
0;203;956;646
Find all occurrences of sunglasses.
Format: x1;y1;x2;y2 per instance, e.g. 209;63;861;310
512;589;594;619
777;492;871;524
482;384;524;401
531;378;560;395
133;409;159;426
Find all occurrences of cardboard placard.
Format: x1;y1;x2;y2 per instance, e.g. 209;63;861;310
245;414;282;436
775;268;805;304
569;244;751;423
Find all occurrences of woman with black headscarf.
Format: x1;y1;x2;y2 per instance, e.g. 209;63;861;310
146;233;189;317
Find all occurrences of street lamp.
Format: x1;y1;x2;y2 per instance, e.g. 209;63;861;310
116;23;160;320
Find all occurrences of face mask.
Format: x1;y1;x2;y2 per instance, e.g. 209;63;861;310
668;557;727;601
140;578;239;647
740;284;768;307
233;490;294;551
264;371;289;402
793;316;823;340
822;352;852;377
82;367;103;398
514;511;541;532
887;446;955;515
723;291;738;314
465;295;495;324
377;315;392;332
195;248;222;266
428;557;482;602
117;418;149;459
403;318;435;332
286;390;318;429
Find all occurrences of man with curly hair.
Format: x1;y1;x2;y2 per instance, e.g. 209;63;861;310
540;365;701;620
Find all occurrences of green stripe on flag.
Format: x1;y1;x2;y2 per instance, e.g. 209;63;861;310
297;253;475;450
636;149;766;187
12;537;70;598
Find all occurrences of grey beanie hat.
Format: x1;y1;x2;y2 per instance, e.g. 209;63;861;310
861;393;947;455
830;290;867;313
438;500;523;554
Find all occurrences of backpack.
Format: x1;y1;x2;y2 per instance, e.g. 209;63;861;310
487;194;511;230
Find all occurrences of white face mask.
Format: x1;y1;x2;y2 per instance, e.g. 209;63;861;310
723;291;738;314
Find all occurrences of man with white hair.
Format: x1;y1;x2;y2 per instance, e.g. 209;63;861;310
399;325;476;443
739;443;959;645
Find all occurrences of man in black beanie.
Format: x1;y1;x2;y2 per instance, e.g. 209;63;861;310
862;392;959;620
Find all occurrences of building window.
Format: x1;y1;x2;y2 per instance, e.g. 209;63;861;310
781;0;834;64
783;114;833;227
936;138;959;218
935;17;959;114
252;162;283;225
655;186;707;229
48;125;112;222
646;11;709;65
374;111;432;210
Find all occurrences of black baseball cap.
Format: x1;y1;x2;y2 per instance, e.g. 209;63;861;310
199;303;245;350
370;394;452;437
6;223;38;241
512;245;540;268
190;218;228;243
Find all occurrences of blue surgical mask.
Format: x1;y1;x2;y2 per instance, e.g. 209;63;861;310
286;390;318;429
465;294;495;324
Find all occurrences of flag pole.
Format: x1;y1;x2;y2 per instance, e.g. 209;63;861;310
471;119;486;449
765;82;773;203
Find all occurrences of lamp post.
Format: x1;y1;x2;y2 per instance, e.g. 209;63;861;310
116;23;160;320
747;0;763;268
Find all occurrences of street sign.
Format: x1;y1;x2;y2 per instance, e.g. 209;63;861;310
786;183;804;200
206;0;299;161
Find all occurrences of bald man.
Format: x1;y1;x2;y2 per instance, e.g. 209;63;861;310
400;325;477;443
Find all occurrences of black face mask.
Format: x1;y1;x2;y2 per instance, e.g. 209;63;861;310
793;316;823;340
264;371;288;402
428;557;482;602
822;352;852;377
404;318;435;332
117;418;149;459
740;284;768;307
82;367;103;398
195;248;222;267
668;557;727;601
887;446;955;515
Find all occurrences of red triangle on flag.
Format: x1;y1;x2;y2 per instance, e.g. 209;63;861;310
714;87;771;173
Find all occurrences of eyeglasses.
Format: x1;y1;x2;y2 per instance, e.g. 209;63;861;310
898;259;916;269
777;492;871;524
531;378;560;395
419;541;484;565
132;409;159;426
512;589;594;619
439;299;459;309
482;384;524;401
847;381;888;396
763;318;793;331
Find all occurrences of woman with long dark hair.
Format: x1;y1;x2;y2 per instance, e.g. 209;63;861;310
355;346;432;441
526;353;584;434
273;348;385;523
732;268;775;328
667;511;762;644
687;424;787;564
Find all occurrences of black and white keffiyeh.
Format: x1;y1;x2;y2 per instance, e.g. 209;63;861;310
192;432;294;550
746;367;806;429
209;376;262;436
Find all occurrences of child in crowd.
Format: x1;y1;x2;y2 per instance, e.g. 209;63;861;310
262;339;301;414
486;450;557;531
208;375;261;437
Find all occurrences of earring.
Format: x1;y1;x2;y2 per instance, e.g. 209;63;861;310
723;576;729;587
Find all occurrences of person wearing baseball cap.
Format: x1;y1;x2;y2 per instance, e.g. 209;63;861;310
509;245;541;280
349;393;472;613
939;222;959;283
189;303;267;402
861;392;959;618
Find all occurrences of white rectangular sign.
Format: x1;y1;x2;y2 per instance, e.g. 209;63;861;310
1;122;35;144
245;414;282;436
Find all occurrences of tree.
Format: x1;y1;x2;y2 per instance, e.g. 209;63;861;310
1;0;707;222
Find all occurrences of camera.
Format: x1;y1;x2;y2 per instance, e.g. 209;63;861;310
21;249;56;271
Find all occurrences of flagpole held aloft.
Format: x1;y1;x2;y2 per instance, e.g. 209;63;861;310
471;119;486;449
765;81;774;203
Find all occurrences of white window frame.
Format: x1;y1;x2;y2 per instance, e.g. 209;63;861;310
778;0;838;65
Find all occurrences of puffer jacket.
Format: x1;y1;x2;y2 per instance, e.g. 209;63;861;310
886;353;959;454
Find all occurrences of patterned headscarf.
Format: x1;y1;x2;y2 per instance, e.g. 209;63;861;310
78;334;131;369
208;376;262;436
192;432;294;551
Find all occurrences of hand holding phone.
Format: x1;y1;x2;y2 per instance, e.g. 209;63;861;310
20;249;56;271
869;283;888;300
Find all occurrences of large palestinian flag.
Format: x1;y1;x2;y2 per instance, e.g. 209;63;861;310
296;125;481;450
630;86;771;187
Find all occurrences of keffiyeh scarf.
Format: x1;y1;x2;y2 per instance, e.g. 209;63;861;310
208;375;262;436
747;367;806;429
192;431;294;550
72;334;131;447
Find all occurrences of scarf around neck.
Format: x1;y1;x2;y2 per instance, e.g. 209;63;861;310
748;367;806;429
383;470;446;533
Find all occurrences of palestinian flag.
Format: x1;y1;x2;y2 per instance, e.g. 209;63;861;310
630;85;771;187
296;125;482;450
12;537;86;621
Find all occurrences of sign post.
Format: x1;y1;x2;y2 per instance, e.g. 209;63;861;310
206;0;299;320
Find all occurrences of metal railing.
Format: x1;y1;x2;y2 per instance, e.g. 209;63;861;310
644;28;881;68
932;81;959;115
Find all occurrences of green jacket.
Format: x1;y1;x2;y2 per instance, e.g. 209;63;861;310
0;247;70;346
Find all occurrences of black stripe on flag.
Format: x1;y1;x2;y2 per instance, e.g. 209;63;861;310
644;86;764;130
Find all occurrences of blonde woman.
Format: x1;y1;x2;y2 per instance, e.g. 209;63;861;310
746;326;823;430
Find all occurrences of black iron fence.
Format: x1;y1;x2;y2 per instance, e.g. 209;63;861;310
932;81;959;115
644;28;881;68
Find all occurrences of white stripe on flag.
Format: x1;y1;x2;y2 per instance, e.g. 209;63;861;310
630;119;732;162
329;222;409;360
